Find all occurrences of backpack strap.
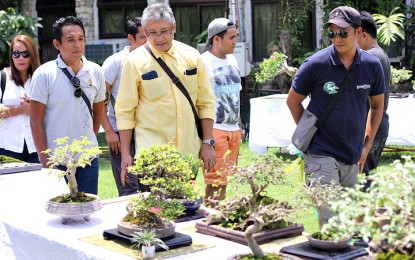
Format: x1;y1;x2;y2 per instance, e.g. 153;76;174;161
0;70;6;103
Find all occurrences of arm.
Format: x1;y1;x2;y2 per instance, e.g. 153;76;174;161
119;129;133;186
199;118;216;172
92;101;104;135
101;82;120;153
358;94;384;172
286;88;307;124
30;101;48;167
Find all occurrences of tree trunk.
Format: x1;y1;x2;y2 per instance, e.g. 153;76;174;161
67;167;78;195
280;30;292;65
244;217;265;257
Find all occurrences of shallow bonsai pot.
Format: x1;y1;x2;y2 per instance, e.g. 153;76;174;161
182;197;204;214
118;220;176;238
307;235;350;250
45;193;102;224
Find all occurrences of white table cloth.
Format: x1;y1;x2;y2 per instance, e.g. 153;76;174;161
1;170;303;260
249;94;415;153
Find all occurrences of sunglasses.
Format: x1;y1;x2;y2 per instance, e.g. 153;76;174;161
328;29;354;39
12;50;30;59
71;76;82;98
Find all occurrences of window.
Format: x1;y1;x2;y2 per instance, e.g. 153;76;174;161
98;0;146;39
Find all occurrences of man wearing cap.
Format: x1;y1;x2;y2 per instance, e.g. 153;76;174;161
201;18;242;207
115;3;215;187
357;11;391;192
286;6;385;226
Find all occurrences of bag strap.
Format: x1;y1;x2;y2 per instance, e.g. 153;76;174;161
315;68;356;128
0;70;6;103
144;44;200;128
59;65;93;118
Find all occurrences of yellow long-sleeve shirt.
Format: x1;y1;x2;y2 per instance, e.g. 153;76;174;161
115;40;215;158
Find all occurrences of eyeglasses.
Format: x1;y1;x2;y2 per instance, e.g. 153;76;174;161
12;50;30;59
328;29;354;39
71;76;82;98
145;28;173;39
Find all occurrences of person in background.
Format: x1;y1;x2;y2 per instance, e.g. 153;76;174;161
115;3;215;187
357;11;391;191
0;35;41;163
286;6;385;226
30;16;106;195
101;17;148;196
201;18;242;207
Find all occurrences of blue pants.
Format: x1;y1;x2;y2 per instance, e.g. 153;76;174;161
58;158;99;195
0;141;39;163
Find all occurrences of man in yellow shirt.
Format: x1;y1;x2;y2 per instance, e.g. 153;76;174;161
115;3;216;186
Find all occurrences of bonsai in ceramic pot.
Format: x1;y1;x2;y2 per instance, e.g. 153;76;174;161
131;229;169;259
201;154;304;259
43;136;102;224
324;156;415;259
128;144;203;213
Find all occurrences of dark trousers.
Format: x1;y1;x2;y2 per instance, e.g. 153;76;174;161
0;141;39;163
60;158;99;195
363;137;387;192
110;132;149;196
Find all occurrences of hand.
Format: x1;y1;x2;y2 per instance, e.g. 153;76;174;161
105;130;121;154
20;101;30;115
200;144;216;172
120;153;133;186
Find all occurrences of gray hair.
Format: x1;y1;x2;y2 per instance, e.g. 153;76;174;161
142;3;175;27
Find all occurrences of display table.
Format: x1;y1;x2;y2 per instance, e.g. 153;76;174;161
0;170;308;260
249;94;415;153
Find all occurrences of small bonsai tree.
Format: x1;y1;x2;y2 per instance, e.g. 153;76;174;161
207;154;295;258
43;136;101;198
323;156;415;259
128;144;202;200
254;52;298;84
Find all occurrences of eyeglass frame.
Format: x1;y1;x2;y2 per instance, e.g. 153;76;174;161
71;76;82;98
328;29;355;39
145;27;174;39
12;50;30;59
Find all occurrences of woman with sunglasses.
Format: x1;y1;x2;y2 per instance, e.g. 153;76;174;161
0;35;41;163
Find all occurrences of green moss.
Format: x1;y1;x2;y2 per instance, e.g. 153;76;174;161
50;192;96;203
122;210;165;229
238;253;283;260
376;252;415;260
0;155;23;164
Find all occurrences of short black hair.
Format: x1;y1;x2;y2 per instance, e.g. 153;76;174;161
53;16;85;43
126;17;142;40
360;11;377;39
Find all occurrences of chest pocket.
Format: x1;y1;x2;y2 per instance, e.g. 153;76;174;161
141;77;169;101
182;74;197;95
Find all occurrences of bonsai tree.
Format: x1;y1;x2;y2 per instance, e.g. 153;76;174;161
131;229;169;259
128;144;202;201
254;52;297;84
323;156;415;259
207;154;296;258
43;136;101;199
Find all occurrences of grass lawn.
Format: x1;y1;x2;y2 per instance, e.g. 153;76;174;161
96;132;411;234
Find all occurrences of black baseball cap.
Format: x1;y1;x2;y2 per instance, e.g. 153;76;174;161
326;6;361;28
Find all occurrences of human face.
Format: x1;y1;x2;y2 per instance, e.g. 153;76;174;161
11;41;31;73
215;27;238;57
53;25;85;64
329;24;359;56
144;19;175;52
129;26;147;52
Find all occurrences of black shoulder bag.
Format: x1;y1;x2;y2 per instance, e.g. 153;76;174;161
0;70;6;103
144;44;203;140
292;68;355;152
59;65;93;118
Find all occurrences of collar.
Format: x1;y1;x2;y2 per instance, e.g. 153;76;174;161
328;44;362;68
56;54;91;72
147;41;177;60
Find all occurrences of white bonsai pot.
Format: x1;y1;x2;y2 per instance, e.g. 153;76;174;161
141;245;156;259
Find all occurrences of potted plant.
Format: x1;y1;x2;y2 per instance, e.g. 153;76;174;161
131;229;169;259
118;144;202;237
322;156;415;259
390;66;413;93
43;136;102;224
196;154;304;259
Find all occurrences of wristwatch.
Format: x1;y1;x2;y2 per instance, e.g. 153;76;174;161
202;139;215;148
